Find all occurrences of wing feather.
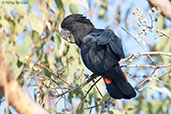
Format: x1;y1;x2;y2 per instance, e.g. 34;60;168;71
96;29;125;58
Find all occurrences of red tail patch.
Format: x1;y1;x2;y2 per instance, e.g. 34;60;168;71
103;78;112;84
104;76;129;84
125;75;129;82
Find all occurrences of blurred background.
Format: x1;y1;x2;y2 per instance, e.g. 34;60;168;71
0;0;170;114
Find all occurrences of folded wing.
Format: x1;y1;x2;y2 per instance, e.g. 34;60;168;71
96;29;125;58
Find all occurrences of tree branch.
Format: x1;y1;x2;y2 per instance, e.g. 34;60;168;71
136;68;156;91
118;51;171;91
121;63;171;68
82;77;102;100
114;21;156;64
55;74;98;98
148;0;171;19
73;77;102;113
119;51;171;64
48;51;170;98
0;41;48;114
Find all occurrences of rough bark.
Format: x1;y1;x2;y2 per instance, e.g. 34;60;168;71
0;41;49;114
148;0;171;19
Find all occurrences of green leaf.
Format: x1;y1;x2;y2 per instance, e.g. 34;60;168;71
14;1;27;15
109;111;114;114
157;15;165;29
31;30;39;42
127;107;134;111
55;0;64;11
16;36;32;61
124;6;132;29
48;108;56;114
69;3;78;14
0;93;3;101
54;34;62;57
116;6;121;23
1;15;15;33
29;13;44;35
27;0;35;12
7;53;23;78
15;16;30;34
66;63;75;83
55;0;65;18
48;54;56;70
110;108;124;114
98;5;107;19
155;28;171;64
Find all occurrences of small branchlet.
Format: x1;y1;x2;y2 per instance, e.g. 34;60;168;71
23;56;70;105
133;7;171;40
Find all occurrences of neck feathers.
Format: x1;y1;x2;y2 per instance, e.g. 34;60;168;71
71;22;94;47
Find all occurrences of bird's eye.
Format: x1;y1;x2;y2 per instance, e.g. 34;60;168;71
66;34;71;42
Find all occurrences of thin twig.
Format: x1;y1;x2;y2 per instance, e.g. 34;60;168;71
82;77;102;100
137;68;157;90
119;51;171;64
121;64;156;68
85;104;100;110
157;70;171;78
92;79;103;98
55;74;98;98
75;77;102;113
121;63;171;68
114;21;156;64
157;30;171;39
40;64;71;86
138;79;152;91
155;77;170;85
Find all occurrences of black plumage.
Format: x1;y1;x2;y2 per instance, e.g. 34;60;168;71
61;14;136;99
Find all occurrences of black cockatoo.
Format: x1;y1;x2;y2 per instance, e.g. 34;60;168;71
61;14;136;99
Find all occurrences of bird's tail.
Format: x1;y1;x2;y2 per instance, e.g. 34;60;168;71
102;65;136;99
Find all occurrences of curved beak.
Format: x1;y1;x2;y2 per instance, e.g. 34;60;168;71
61;29;75;43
